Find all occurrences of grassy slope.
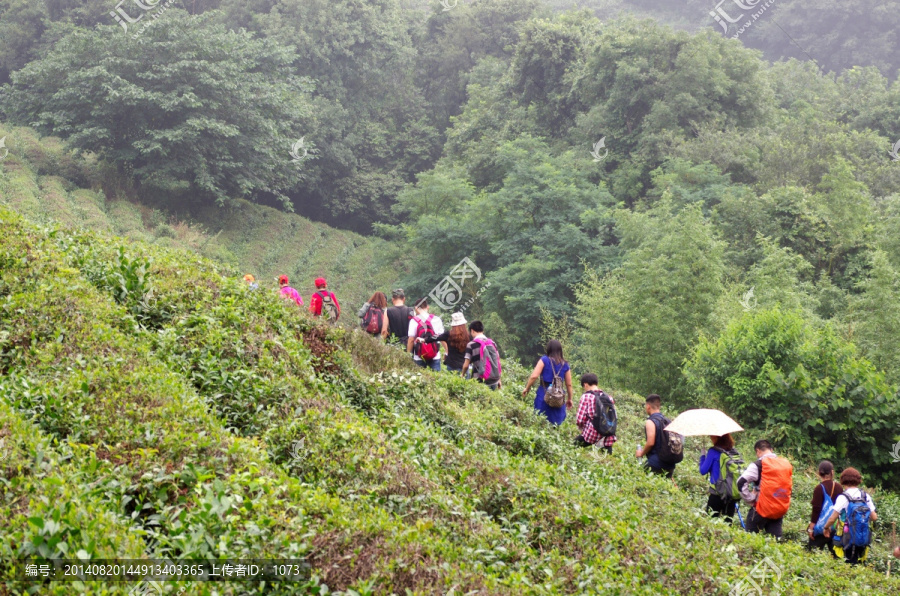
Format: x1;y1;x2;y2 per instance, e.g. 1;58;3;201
0;123;403;312
1;205;898;595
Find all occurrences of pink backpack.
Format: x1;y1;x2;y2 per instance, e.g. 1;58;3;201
473;336;501;382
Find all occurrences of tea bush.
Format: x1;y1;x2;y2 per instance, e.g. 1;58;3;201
1;206;898;594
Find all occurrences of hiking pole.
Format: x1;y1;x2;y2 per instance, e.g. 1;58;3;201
736;503;745;530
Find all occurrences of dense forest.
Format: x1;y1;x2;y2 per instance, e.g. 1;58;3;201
2;0;900;533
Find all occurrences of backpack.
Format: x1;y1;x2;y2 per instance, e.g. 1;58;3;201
713;449;744;501
813;483;838;537
842;491;872;548
754;456;793;519
543;359;566;408
318;290;339;322
472;337;501;383
589;390;617;437
362;304;384;335
413;315;439;362
651;413;684;465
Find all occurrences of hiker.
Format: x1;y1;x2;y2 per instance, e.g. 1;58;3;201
407;299;445;371
385;289;415;346
278;275;303;306
309;277;340;321
243;274;258;290
807;460;843;557
460;320;502;390
430;312;469;373
358;291;389;338
823;468;878;565
635;394;682;479
522;340;573;425
737;440;793;539
699;434;741;521
573;373;617;453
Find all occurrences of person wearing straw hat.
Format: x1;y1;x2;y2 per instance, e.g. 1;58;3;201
429;312;469;373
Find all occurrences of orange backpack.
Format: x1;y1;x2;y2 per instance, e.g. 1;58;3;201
755;456;793;519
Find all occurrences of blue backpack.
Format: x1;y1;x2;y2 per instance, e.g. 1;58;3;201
842;491;872;548
812;483;837;536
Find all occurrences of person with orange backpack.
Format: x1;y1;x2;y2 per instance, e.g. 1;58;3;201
737;440;793;539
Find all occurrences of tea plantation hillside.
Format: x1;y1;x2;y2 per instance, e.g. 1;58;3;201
0;124;403;311
2;207;899;595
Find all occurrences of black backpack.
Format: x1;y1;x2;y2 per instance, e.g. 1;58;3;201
651;413;684;465
589;390;617;437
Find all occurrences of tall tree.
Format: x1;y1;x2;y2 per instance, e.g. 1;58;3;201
574;202;725;398
1;13;313;208
257;0;441;231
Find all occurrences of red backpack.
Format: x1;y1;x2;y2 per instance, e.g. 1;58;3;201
363;304;383;335
413;315;439;362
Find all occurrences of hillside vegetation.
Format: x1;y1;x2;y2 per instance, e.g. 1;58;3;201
1;206;899;594
0;123;403;311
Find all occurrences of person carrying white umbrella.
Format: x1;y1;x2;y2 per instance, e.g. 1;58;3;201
664;409;745;523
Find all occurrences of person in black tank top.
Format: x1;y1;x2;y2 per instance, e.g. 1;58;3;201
386;289;414;345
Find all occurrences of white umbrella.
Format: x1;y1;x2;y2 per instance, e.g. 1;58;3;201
663;409;743;437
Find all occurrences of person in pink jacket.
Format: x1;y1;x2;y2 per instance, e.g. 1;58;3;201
278;275;303;306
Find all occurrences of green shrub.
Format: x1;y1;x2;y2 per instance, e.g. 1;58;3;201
684;307;900;488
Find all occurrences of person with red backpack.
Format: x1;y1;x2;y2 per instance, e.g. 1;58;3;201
737;440;793;539
460;320;502;390
406;299;445;371
309;278;340;322
357;291;389;338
